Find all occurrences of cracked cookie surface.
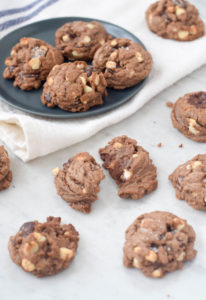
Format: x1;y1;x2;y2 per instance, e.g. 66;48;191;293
3;37;64;90
171;91;206;142
169;154;206;210
8;217;79;277
146;0;204;41
41;62;107;112
123;211;197;278
55;21;111;61
53;152;105;213
93;38;152;89
99;136;157;199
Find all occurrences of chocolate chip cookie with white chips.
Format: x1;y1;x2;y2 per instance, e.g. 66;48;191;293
52;152;105;213
41;62;107;112
0;145;12;191
169;154;206;211
3;37;64;90
99;136;157;200
146;0;204;41
123;211;197;278
171;91;206;142
8;217;79;277
93;38;153;90
55;21;111;61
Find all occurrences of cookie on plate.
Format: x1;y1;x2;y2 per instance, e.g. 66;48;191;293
169;154;206;210
8;217;79;277
3;37;64;90
146;0;205;41
52;152;105;213
41;62;107;112
55;21;111;61
99;136;157;199
171;91;206;142
93;38;152;89
123;211;197;278
0;145;12;191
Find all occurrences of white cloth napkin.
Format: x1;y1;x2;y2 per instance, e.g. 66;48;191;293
0;0;206;161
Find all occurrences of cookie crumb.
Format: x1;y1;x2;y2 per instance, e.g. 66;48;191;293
167;294;171;298
166;102;173;108
179;144;183;148
157;143;162;148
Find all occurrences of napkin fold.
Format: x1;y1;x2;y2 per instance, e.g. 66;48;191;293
0;0;206;161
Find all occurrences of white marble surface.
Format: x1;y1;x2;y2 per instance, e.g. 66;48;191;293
1;62;206;299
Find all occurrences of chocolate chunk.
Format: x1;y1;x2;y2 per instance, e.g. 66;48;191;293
188;92;206;108
20;222;35;236
44;93;51;103
171;0;186;8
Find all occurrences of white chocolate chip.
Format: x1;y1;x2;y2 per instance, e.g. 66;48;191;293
52;167;60;176
28;58;41;70
204;197;206;203
72;50;84;58
80;76;86;86
192;161;201;169
10;50;17;56
133;154;138;158
123;169;132;180
99;39;105;45
177;251;186;261
110;51;117;60
167;6;175;13
33;232;46;243
145;250;157;263
76;63;85;69
148;14;153;24
83;36;91;44
94;74;100;86
22;258;35;272
186;164;191;170
84;85;93;93
52;65;58;71
190;25;197;35
20;38;29;45
178;30;189;40
62;34;70;42
5;58;12;66
189;119;199;135
111;40;117;46
152;268;162;278
113;142;122;149
173;218;185;231
106;61;116;69
23;241;39;255
47;77;53;86
136;52;144;63
133;258;140;268
82;188;87;194
175;6;186;16
87;23;94;29
133;246;141;254
59;247;74;260
40;45;47;51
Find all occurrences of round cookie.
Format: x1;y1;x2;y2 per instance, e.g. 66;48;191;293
99;135;157;199
8;217;79;277
3;37;64;90
55;21;111;61
41;62;107;112
146;0;205;41
123;211;197;278
171;91;206;142
52;152;105;213
92;38;153;89
0;145;10;181
169;154;206;210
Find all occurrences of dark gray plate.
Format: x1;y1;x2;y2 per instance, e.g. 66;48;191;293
0;17;148;118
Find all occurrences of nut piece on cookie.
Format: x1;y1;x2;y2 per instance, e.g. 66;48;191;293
41;62;107;112
99;135;157;200
53;152;105;213
123;211;197;278
3;37;64;90
93;38;152;90
0;145;12;191
55;21;112;61
8;217;79;277
171;91;206;142
145;0;204;41
169;154;206;210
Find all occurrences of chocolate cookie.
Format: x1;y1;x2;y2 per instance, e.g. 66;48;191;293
99;136;157;199
146;0;205;41
55;21;111;61
171;91;206;142
53;152;105;213
8;217;79;277
3;37;64;90
0;145;12;191
169;154;206;210
93;38;153;89
41;62;107;112
123;211;197;278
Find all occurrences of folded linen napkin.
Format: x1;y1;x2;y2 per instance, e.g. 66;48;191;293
0;0;206;161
